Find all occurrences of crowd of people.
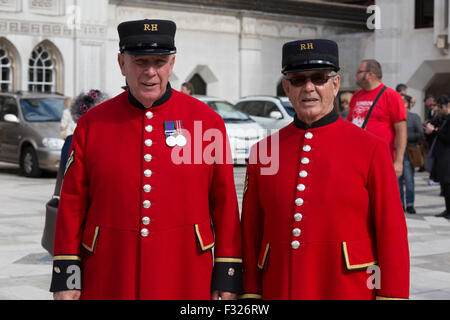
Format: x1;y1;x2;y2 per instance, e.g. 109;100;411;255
336;80;449;219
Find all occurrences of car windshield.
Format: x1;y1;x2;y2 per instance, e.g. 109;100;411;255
20;98;66;122
281;100;295;117
206;100;251;121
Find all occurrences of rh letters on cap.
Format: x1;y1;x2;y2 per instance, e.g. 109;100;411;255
300;43;314;51
144;24;158;31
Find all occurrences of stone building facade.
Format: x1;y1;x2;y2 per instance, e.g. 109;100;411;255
0;0;372;103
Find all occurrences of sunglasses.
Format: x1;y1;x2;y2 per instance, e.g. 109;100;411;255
286;73;336;87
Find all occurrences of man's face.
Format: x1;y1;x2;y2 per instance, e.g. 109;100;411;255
425;98;436;109
118;53;175;107
181;85;191;95
282;69;340;124
355;62;370;89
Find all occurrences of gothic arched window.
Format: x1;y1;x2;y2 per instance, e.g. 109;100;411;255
28;45;56;93
0;47;13;92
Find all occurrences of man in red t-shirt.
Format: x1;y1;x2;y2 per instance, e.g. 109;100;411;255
347;59;407;177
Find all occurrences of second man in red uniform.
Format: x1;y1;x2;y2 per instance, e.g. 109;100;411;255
241;39;410;300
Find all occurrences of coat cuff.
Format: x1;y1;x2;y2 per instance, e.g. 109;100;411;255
211;257;243;294
49;255;82;292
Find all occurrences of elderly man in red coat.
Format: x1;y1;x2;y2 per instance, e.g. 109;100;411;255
240;39;410;300
50;19;243;300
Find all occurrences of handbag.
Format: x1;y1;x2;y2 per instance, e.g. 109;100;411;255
407;144;424;168
41;162;64;255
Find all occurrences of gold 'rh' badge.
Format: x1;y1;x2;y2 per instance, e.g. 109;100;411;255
144;24;158;31
300;43;314;51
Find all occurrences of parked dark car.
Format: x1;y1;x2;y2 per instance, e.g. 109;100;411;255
0;92;67;177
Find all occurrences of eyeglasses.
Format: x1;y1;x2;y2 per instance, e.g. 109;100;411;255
286;73;336;87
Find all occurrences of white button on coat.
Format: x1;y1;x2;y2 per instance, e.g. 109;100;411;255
295;198;304;206
145;125;153;132
144;169;152;177
305;132;313;139
292;228;301;237
299;171;308;178
145;139;153;147
144;154;152;162
297;184;306;192
291;240;300;249
143;200;151;208
143;185;151;193
146;111;153;119
303;145;312;152
142;217;150;225
141;228;149;237
294;213;303;221
301;157;310;165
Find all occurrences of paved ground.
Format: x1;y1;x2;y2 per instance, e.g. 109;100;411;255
0;161;449;300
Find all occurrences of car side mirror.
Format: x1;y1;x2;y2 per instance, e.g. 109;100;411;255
4;114;20;123
269;111;283;120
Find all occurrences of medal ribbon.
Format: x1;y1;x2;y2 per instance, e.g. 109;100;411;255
164;121;176;138
175;120;184;136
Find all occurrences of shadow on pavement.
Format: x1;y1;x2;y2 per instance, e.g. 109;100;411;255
0;162;57;179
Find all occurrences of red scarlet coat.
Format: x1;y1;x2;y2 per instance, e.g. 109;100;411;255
241;112;409;300
50;88;243;299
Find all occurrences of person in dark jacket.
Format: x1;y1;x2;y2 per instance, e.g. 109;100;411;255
398;95;424;214
425;99;450;218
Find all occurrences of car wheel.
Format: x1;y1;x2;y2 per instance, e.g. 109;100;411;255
20;146;42;177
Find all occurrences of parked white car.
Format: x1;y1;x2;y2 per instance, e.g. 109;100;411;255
194;95;265;163
234;96;295;130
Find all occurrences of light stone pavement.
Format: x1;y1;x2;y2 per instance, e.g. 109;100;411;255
0;161;449;300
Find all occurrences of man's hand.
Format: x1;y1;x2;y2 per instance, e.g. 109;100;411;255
53;290;81;300
394;160;403;178
211;290;237;300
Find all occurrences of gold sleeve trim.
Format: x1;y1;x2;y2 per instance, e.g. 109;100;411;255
257;243;270;270
215;257;243;263
376;296;409;300
81;226;100;253
342;242;377;270
243;171;249;197
194;224;215;251
239;293;262;299
53;255;81;261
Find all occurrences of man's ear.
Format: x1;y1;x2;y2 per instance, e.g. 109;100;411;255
282;78;290;96
168;54;176;77
118;53;126;77
333;74;341;97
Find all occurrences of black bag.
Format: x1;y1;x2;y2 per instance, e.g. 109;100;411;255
41;163;64;255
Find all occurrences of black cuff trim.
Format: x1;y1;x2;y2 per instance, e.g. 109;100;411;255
211;261;243;294
49;258;82;292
